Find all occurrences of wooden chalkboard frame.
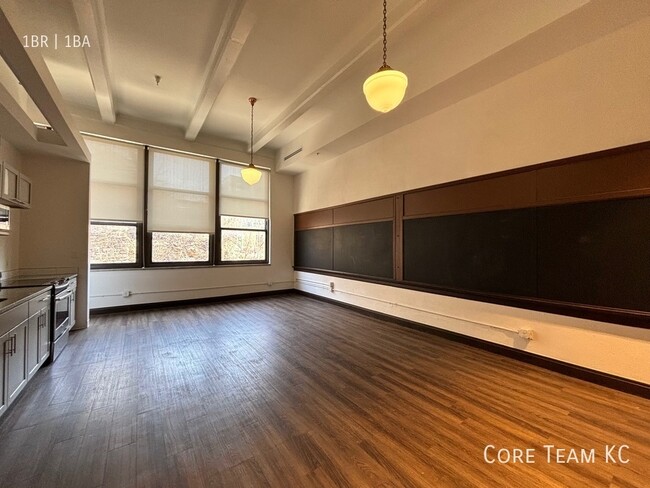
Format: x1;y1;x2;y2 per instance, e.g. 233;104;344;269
294;141;650;329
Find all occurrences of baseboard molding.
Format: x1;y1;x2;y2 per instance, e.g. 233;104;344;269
295;290;650;399
89;289;292;316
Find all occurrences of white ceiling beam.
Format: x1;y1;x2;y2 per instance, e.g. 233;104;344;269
185;0;255;141
251;0;427;152
0;81;39;142
0;7;91;161
72;0;116;124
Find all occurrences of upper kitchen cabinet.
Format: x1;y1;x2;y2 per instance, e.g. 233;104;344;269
18;173;32;207
0;161;32;208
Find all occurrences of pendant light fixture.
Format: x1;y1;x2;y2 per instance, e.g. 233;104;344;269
241;97;262;185
363;0;408;113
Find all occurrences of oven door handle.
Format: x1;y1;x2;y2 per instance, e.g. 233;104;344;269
55;292;73;302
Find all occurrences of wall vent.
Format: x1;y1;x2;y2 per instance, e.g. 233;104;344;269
283;147;303;161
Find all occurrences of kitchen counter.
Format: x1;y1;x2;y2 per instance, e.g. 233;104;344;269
0;286;52;314
0;273;77;287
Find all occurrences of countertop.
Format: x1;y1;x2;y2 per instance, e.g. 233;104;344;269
0;286;52;315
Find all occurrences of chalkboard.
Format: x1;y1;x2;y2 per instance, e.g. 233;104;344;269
537;197;650;311
403;208;537;296
294;228;332;270
333;221;393;278
296;195;650;322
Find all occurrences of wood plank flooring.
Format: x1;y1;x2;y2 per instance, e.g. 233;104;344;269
0;293;648;487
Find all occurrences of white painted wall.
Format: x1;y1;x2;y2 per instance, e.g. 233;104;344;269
20;153;90;328
81;116;295;310
0;137;22;272
293;19;650;384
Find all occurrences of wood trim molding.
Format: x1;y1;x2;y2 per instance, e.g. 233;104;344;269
295;196;397;230
332;196;394;225
296;290;650;399
294;209;333;230
403;171;536;218
293;141;650;328
394;195;404;281
536;146;650;206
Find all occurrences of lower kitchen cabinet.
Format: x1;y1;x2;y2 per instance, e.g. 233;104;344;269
0;290;51;419
38;307;50;364
27;311;39;377
0;331;6;416
28;292;50;377
5;319;28;404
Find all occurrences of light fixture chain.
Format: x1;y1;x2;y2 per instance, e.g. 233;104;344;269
382;0;388;67
250;99;254;165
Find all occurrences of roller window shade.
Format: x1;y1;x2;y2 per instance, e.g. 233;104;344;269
88;137;145;221
147;149;216;233
219;161;269;218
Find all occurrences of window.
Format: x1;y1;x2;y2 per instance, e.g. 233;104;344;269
219;161;269;263
220;216;267;261
87;137;271;268
146;149;215;266
90;221;141;266
151;232;211;262
87;137;144;268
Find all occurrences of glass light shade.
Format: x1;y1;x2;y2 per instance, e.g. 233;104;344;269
363;68;408;113
241;165;262;185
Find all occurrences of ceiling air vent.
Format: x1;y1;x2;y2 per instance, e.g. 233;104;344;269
283;147;303;161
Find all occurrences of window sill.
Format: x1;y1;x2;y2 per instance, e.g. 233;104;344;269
91;263;271;272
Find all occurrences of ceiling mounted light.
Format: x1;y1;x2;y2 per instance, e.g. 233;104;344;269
363;0;408;113
241;97;262;185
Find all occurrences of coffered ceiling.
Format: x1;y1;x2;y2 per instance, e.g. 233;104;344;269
1;0;648;170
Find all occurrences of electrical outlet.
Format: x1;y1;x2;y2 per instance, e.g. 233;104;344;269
267;281;273;286
329;282;335;292
122;290;132;298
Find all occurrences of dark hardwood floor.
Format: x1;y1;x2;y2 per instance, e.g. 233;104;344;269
0;293;648;487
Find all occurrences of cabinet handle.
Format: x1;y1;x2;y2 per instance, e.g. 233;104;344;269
3;339;9;357
39;297;50;302
11;334;16;354
4;336;14;357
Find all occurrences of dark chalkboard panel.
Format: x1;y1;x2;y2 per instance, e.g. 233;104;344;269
333;221;393;278
403;208;537;296
537;197;650;312
294;228;332;270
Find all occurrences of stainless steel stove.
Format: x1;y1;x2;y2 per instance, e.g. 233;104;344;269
1;274;77;362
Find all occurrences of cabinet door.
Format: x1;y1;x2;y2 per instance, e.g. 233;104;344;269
70;290;76;328
18;174;32;207
38;309;50;364
27;313;40;378
0;332;8;415
6;321;27;404
2;163;19;202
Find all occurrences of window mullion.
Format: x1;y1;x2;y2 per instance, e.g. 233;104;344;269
143;146;151;267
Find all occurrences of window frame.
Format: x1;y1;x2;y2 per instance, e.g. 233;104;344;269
89;220;143;270
217;215;269;265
